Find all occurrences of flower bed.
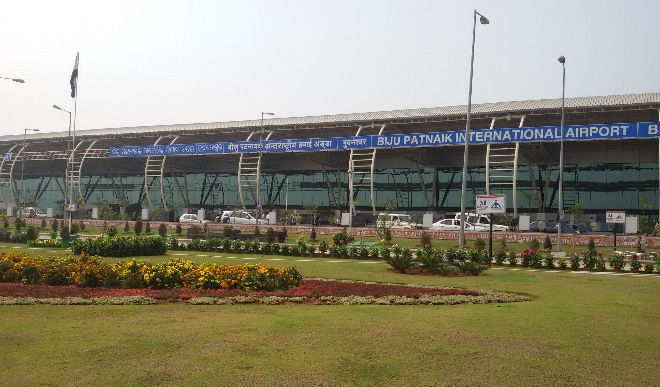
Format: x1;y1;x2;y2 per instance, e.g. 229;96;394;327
0;252;301;291
0;279;530;305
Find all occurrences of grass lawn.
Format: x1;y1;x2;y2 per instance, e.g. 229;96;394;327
0;245;659;386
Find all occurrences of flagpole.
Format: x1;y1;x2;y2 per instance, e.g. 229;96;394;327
69;53;79;233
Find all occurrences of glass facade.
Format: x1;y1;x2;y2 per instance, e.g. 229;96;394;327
10;162;659;214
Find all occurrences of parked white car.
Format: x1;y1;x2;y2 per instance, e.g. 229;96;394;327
429;218;488;231
220;210;267;225
454;213;510;231
20;207;48;218
178;213;211;223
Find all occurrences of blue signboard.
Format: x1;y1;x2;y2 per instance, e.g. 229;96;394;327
108;121;658;157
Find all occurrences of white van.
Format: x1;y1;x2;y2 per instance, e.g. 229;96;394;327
454;213;510;231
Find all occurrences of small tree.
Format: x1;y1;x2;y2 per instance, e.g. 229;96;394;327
191;225;201;240
106;225;118;237
586;237;596;252
60;226;70;243
51;219;59;234
420;231;431;247
134;219;143;236
14;217;22;232
543;235;552;250
26;225;37;241
176;223;182;235
474;238;486;251
40;218;47;229
158;223;168;237
3;217;9;229
265;227;276;243
310;226;317;241
145;221;151;235
124;221;130;233
79;220;86;231
529;238;540;250
254;226;260;235
71;222;80;234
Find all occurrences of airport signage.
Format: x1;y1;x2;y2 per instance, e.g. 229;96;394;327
476;195;506;214
606;211;626;223
109;121;660;157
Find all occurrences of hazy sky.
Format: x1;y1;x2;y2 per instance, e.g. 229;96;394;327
1;0;659;136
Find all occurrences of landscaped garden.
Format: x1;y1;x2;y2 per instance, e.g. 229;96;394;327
0;225;659;385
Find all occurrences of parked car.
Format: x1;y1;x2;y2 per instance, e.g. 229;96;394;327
178;213;211;223
20;207;48;218
454;213;510;231
220;210;267;225
429;218;488;231
376;213;423;229
528;220;591;233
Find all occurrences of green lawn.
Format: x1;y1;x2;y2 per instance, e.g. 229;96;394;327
0;245;659;386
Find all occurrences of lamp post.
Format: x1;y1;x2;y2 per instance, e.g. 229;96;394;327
557;56;566;253
0;77;25;83
459;9;489;250
257;112;275;225
20;129;40;213
54;105;73;232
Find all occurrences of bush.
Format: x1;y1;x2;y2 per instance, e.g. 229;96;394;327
418;248;444;273
60;226;70;243
474;238;486;251
310;226;316;241
388;247;414;273
420;231;431;247
265;227;276;243
26;226;37;241
79;220;86;231
176;223;182;235
543;236;552;250
587;237;596;252
254;226;260;235
145;221;151;235
529;238;540;251
224;226;233;238
2;217;8;229
158;223;167;237
71;222;80;234
14;217;22;232
500;237;507;248
452;261;488;276
191;226;201;240
71;235;167;257
106;225;118;237
134;219;143;236
333;232;348;246
384;228;392;243
40;218;47;229
124;221;130;233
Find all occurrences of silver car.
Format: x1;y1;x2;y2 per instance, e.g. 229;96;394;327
221;210;267;224
429;219;488;231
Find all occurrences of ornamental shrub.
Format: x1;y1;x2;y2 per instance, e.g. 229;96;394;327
388;247;414;273
474;238;486;251
145;221;151;235
60;226;70;243
265;227;276;243
158;223;167;237
224;226;233;238
79;220;86;231
529;238;540;251
587;237;596;252
3;217;8;229
40;218;47;229
71;222;80;235
310;226;317;241
71;235;167;257
26;226;37;241
420;231;431;247
190;225;201;240
106;225;118;237
124;221;130;233
333;232;348;246
134;219;143;236
176;223;182;235
543;236;552;250
14;217;22;232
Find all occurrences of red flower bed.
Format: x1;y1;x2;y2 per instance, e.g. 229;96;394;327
0;280;478;303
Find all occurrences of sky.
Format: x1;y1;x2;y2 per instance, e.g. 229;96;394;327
1;0;659;136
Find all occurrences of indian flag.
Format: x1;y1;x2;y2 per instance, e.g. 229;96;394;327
70;52;78;98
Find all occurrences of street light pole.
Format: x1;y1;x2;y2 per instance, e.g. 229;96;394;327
54;105;73;232
557;56;566;253
459;9;489;250
20;129;40;214
257;112;275;226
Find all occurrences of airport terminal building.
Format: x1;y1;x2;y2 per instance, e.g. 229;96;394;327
2;92;659;220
